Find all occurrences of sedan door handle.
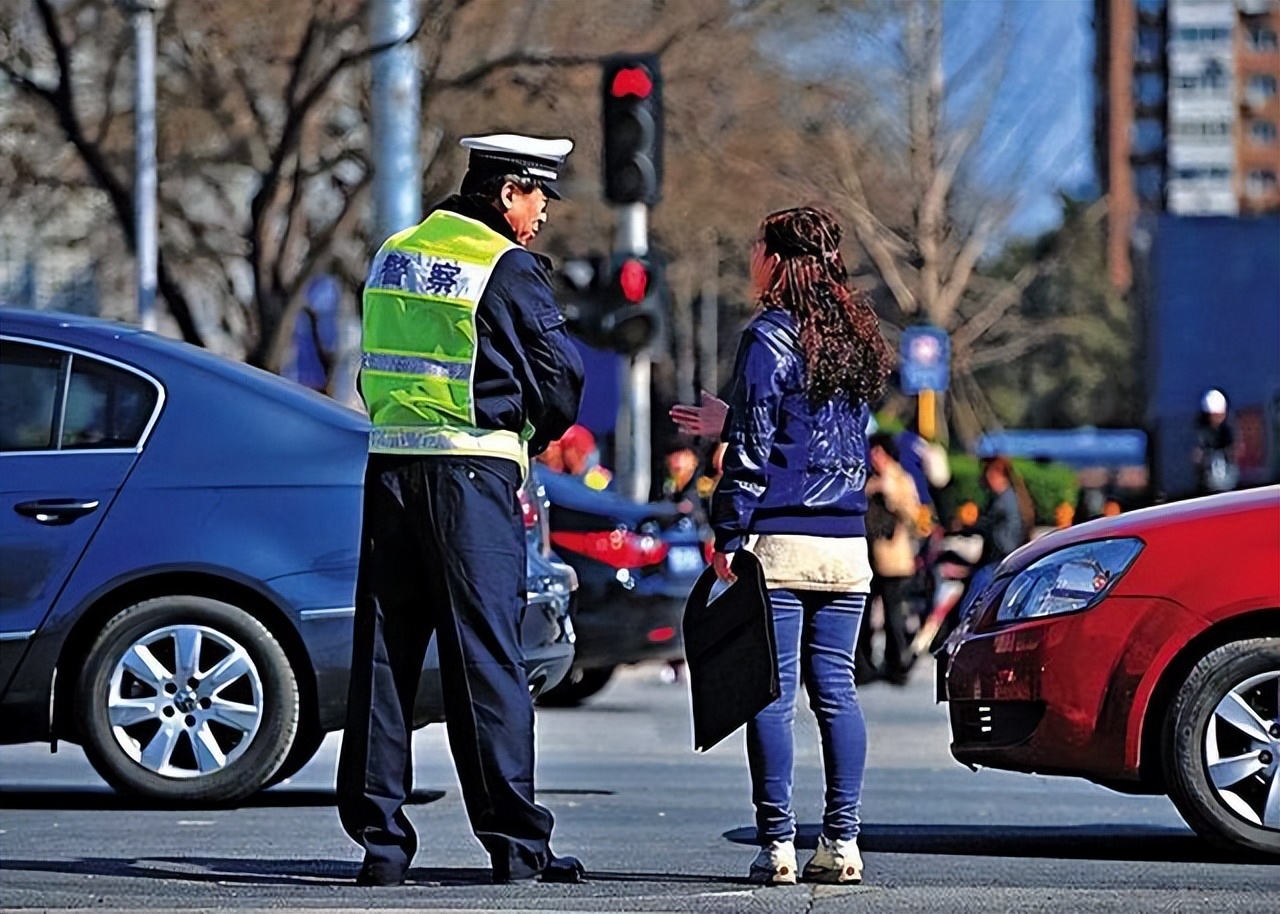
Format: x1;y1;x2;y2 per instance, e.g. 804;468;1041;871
14;499;101;525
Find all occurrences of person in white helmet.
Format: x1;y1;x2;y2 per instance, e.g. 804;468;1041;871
1192;389;1239;495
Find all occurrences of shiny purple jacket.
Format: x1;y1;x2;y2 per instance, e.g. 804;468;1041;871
711;308;871;553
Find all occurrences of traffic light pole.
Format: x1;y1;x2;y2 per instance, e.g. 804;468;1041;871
614;203;650;502
368;0;421;245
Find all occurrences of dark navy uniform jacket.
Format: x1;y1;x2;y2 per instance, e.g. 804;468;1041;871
429;195;584;456
711;308;870;553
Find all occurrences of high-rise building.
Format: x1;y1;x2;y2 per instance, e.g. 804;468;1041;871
1238;0;1280;212
1094;0;1280;288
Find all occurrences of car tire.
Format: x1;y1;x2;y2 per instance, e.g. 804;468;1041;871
77;596;299;805
1162;637;1280;856
537;665;615;707
264;722;325;788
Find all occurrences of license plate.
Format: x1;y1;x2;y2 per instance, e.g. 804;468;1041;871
666;545;704;575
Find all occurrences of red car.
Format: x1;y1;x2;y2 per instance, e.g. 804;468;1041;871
939;486;1280;856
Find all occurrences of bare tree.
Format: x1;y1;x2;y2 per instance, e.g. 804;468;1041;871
0;0;427;365
0;0;877;401
801;0;1089;442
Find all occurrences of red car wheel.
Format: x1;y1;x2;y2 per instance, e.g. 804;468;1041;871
1162;637;1280;857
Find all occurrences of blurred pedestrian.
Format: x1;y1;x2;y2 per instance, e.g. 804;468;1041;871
1192;388;1239;495
857;433;921;687
559;424;613;491
894;420;950;517
339;133;586;886
976;456;1034;565
658;440;703;512
953;500;980;530
709;206;893;885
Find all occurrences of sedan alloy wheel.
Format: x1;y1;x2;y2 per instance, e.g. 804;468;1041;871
1163;637;1280;856
1203;669;1280;830
107;624;265;778
77;596;299;804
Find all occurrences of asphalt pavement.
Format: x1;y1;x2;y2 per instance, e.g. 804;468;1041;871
1;660;1276;913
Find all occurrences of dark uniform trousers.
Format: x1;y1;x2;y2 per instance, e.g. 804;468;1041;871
337;452;554;881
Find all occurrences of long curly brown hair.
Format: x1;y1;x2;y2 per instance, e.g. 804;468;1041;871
757;207;893;406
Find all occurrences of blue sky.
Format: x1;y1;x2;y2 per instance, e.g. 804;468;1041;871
997;0;1097;236
771;0;1098;242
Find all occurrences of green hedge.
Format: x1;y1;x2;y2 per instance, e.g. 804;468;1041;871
936;454;1079;526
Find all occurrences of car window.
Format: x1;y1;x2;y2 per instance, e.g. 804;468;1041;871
0;340;63;452
61;355;159;450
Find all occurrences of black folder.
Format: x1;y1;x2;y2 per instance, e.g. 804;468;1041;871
682;550;778;752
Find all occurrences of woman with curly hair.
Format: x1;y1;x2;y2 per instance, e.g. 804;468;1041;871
706;206;892;886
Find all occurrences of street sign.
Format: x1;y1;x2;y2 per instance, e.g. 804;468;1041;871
900;326;950;394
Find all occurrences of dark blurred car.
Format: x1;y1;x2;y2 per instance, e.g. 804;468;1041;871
939;486;1280;856
533;466;709;705
0;308;574;804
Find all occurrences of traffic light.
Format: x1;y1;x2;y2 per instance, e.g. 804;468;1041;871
601;55;663;205
557;253;663;355
599;255;662;355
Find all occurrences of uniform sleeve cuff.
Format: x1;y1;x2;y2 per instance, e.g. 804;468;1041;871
714;531;744;553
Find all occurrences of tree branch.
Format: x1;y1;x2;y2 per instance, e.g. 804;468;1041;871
961;317;1081;371
260;174;372;372
933;213;997;324
434;50;598;90
15;0;204;345
830;132;918;314
950;260;1044;350
250;11;426;280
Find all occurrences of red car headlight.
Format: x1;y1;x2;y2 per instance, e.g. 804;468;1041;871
994;538;1143;624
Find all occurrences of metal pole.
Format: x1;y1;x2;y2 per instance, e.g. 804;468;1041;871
368;0;421;245
614;204;648;257
125;0;160;332
614;203;650;501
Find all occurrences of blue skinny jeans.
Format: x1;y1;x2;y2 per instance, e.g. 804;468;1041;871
747;589;867;844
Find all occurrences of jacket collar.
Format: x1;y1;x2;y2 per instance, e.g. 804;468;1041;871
757;306;799;340
431;194;554;270
433;194;520;245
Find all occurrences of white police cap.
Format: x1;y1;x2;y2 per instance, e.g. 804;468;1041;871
460;134;574;199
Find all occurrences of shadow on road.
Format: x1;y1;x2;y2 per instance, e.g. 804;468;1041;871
0;856;749;888
723;823;1245;864
0;787;445;811
0;856;371;887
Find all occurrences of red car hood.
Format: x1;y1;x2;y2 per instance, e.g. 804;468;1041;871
995;485;1280;577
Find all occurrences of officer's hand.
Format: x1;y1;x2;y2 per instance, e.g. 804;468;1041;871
712;551;737;584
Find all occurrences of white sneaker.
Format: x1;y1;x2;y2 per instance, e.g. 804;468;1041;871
748;839;797;885
802;834;863;884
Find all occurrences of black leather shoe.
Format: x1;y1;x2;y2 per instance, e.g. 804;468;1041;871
540;854;586;884
355;859;407;887
493;854;586;884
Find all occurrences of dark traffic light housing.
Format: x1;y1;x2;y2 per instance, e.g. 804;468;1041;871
557;253;663;356
601;55;663;205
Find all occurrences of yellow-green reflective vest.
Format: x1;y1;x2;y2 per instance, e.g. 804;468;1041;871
360;210;529;471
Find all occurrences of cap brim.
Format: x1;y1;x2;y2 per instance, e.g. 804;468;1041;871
540;180;561;200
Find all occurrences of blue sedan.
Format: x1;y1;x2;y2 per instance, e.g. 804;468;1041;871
0;308;575;804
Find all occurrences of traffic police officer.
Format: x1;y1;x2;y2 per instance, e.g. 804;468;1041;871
338;134;586;886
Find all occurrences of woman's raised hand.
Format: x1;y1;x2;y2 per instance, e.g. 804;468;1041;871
669;389;729;439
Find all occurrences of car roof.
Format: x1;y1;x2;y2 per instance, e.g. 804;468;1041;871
0;306;368;432
1;307;146;344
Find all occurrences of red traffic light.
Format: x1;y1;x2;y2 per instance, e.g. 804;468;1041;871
618;259;649;303
610;67;653;99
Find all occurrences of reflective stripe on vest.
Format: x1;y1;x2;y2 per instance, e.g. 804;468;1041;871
360;211;529;470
